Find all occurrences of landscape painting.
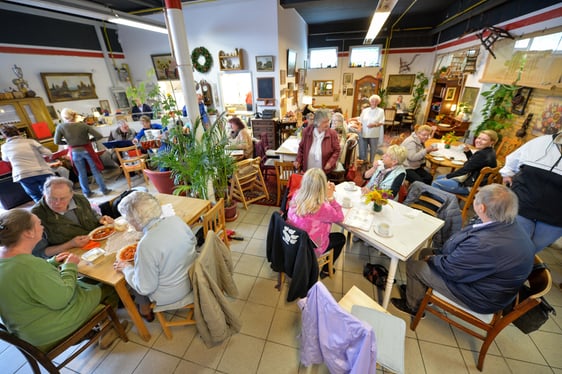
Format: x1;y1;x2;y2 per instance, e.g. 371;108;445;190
41;73;97;103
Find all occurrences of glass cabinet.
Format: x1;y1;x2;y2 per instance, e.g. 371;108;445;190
352;75;382;117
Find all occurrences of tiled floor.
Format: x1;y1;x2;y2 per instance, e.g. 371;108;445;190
1;168;562;373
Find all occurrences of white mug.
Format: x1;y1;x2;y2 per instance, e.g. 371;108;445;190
347;181;356;190
378;223;390;236
342;197;352;208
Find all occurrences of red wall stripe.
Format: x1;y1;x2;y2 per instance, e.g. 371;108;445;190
0;45;125;59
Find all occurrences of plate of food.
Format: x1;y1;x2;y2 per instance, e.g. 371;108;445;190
117;243;138;262
89;225;116;241
451;160;465;165
432;156;445;161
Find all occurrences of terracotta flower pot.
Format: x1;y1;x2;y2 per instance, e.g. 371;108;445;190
225;202;238;222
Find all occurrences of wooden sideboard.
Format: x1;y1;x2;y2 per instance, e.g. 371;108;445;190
251;118;279;148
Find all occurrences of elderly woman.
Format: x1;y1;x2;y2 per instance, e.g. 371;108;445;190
287;168;346;278
54;108;111;198
0;209;121;351
294;109;341;174
402;124;435;185
432;130;498;196
114;191;197;321
359;95;385;164
361;144;407;198
227;117;253;159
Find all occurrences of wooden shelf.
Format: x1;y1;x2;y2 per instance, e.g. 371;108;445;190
219;48;244;71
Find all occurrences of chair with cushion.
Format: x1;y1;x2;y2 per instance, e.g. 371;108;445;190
203;198;229;248
384;108;400;135
115;145;149;189
327;137;358;184
0;304;128;373
143;169;175;194
411;255;552;371
495;137;523;166
455;166;503;225
229;157;269;209
274;161;296;206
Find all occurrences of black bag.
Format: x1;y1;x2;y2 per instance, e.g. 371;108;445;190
99;190;135;219
510;286;556;334
363;263;393;288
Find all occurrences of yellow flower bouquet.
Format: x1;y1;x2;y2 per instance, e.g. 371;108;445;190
364;188;393;212
442;131;458;145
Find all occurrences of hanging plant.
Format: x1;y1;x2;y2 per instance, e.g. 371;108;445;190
191;47;213;73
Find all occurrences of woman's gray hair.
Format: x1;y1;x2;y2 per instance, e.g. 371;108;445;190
474;184;518;223
117;191;162;229
313;109;330;127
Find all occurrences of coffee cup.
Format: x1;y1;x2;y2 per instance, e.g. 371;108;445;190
378;223;390;236
342;197;352;208
346;181;356;190
114;218;128;232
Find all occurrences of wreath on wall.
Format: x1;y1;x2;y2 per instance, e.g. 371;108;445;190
191;46;213;73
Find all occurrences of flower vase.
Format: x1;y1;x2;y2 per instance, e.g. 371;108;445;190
444;143;451;149
373;203;383;212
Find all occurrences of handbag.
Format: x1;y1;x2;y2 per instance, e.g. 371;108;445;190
363;263;394;288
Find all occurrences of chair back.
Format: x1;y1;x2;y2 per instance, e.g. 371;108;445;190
525;255;553;300
384;108;397;123
203;198;228;247
229;157;269;209
456;166;502;224
495;137;523;166
143;169;175;194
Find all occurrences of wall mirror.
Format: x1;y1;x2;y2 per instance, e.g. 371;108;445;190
219;72;252;111
313;80;334;96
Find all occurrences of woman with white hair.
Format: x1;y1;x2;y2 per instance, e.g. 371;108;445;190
54;108;111;198
361;144;407;198
359;95;385;164
113;191;197;321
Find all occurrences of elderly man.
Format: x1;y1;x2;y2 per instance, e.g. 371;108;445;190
392;184;534;316
500;132;562;252
31;176;113;257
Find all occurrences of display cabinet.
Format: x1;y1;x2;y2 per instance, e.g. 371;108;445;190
218;49;244;71
352;75;381;117
251;118;279;148
0;97;57;151
426;78;462;124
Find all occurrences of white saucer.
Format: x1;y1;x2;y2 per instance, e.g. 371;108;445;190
342;202;353;209
373;226;393;238
430;151;443;157
432;156;445;161
451;160;465;165
344;186;358;191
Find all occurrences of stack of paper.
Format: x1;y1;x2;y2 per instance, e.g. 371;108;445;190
344;208;373;231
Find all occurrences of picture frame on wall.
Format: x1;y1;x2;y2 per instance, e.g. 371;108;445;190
46;105;58;120
386;74;415;95
298;68;306;87
343;73;353;86
99;100;111;114
280;70;286;85
40;73;98;103
511;87;533;115
346;88;354;96
444;87;457;101
151;53;179;81
256;55;274;72
287;49;297;77
257;77;275;100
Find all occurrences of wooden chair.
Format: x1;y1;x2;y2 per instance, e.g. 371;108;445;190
495;137;523;166
327;137;358;184
229;157;269;209
153;298;196;340
143;169;175;194
274;161;296;206
0;304;128;373
115;145;149;189
411;255;552;371
203;198;229;248
384;108;400;135
455;166;503;225
408;192;444;217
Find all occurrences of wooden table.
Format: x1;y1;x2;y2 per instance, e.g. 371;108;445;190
335;183;444;309
425;138;470;175
155;193;211;226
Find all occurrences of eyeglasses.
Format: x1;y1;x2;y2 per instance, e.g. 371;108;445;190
47;195;72;204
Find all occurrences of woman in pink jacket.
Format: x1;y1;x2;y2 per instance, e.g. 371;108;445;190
287;168;346;278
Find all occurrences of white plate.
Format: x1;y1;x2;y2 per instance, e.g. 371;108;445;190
430;151;443;157
373;226;393;238
81;247;105;263
89;225;116;241
451;160;465;165
342;202;353;209
432;156;445;161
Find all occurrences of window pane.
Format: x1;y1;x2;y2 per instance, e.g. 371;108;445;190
349;45;382;67
309;48;338;68
514;38;530;50
530;32;562;51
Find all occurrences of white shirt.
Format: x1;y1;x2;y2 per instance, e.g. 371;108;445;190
360;107;385;139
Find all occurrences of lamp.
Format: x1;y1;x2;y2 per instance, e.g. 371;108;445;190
363;0;398;44
450;104;457;113
302;96;313;105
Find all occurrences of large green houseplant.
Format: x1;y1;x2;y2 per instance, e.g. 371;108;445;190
408;72;429;117
474;83;519;136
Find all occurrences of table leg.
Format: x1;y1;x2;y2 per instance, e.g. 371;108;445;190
381;257;399;309
114;279;151;341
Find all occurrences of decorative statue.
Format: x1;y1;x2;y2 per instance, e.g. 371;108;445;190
12;65;29;93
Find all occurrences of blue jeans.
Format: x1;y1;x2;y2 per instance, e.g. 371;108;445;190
19;174;52;202
359;137;378;163
516;215;562;253
431;174;469;195
72;150;108;195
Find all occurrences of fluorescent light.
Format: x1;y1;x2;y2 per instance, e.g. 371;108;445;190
108;16;168;34
364;11;390;44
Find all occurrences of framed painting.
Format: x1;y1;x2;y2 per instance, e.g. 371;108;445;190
287;49;297;77
99;100;111;114
151;53;179;81
46;105;58;120
459;86;479;110
40;73;97;103
256;55;274;72
511;87;532;115
444;87;457;101
298;68;306;87
386;74;415;95
343;72;353;86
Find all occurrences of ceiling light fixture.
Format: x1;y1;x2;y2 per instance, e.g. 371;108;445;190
108;14;168;34
363;0;399;45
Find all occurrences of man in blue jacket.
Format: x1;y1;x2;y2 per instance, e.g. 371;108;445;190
392;184;534;315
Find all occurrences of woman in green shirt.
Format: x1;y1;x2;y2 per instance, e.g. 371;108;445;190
0;209;111;351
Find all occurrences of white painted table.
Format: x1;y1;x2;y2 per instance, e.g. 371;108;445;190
275;136;299;162
334;183;444;309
